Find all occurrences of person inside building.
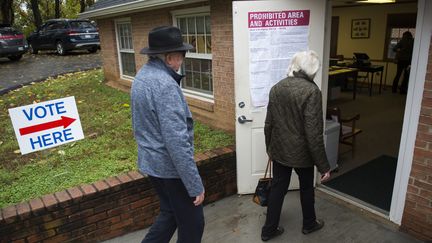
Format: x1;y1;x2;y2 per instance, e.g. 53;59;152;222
261;50;331;241
131;26;205;243
392;31;414;94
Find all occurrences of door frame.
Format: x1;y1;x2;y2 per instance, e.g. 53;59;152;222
318;0;431;226
389;0;431;225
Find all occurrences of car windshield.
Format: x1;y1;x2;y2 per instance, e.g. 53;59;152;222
69;21;95;29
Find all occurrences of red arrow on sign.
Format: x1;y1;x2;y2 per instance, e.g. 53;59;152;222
19;116;76;136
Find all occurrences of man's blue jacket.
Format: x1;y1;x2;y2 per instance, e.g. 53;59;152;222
131;57;204;197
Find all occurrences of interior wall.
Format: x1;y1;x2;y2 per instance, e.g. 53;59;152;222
332;3;417;86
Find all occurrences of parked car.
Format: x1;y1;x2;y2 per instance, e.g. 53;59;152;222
0;24;28;61
27;19;100;55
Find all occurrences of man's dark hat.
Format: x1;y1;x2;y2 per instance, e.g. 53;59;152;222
140;26;194;54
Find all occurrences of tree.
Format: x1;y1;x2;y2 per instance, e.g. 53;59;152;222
11;0;90;35
1;0;14;25
55;0;60;18
80;0;94;13
30;0;42;28
79;0;85;13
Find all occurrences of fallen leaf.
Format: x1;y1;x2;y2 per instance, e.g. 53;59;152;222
58;150;66;156
14;149;21;154
88;132;98;139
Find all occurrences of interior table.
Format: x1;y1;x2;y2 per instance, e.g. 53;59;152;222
328;67;359;100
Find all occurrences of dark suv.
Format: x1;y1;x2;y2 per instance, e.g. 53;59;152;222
0;24;28;61
27;19;100;55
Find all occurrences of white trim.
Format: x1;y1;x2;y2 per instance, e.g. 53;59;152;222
121;75;135;81
114;19;136;79
171;6;210;16
389;0;432;225
79;0;207;19
186;53;212;59
182;88;214;102
120;49;135;54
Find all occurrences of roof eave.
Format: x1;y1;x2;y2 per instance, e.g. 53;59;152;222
79;0;207;19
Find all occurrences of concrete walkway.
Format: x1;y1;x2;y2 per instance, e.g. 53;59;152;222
104;190;420;243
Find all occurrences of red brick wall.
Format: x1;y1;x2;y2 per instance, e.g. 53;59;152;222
96;1;236;133
0;147;236;243
400;37;432;241
97;19;121;87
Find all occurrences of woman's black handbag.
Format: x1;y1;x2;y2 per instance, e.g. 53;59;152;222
252;159;272;206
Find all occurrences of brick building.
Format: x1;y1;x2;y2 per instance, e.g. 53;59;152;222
80;0;432;241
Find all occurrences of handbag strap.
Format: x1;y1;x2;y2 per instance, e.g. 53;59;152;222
264;158;272;179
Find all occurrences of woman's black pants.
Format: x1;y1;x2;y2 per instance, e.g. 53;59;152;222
262;161;316;236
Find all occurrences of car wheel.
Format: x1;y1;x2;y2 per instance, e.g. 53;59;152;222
56;41;66;55
8;55;23;61
29;43;38;54
88;47;98;53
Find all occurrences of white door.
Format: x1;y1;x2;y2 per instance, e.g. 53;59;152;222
233;0;329;194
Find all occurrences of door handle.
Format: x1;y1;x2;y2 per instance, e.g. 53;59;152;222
238;115;253;124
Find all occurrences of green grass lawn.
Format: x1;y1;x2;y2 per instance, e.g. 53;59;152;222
0;69;234;209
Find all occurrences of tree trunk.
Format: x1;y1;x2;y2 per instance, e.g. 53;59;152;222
1;0;14;26
55;0;60;18
80;0;85;13
30;0;42;28
86;0;94;6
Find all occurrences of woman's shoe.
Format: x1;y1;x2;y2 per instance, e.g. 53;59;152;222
302;219;324;234
261;226;284;241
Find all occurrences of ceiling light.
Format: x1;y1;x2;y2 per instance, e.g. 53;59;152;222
357;0;395;3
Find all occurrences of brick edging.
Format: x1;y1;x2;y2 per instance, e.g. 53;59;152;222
0;145;236;242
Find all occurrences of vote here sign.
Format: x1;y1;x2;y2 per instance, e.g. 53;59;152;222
8;96;84;155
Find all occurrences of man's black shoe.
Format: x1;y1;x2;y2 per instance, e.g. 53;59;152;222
302;219;324;235
261;226;284;241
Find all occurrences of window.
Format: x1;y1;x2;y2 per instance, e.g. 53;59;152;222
45;22;58;31
386;28;415;59
384;13;416;61
173;7;213;98
115;20;136;78
70;21;95;29
47;21;65;30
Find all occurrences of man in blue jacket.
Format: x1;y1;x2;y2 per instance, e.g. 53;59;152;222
131;26;205;243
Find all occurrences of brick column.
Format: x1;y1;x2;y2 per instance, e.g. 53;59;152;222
401;37;432;241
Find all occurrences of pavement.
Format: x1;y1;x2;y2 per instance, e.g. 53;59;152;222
104;190;421;243
0;51;102;95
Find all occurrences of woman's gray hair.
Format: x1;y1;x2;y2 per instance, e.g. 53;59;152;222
287;50;320;79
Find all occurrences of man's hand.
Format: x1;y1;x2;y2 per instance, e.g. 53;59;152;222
320;171;331;182
193;191;205;206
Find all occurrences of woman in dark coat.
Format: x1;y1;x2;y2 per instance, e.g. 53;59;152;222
261;50;331;241
392;31;414;94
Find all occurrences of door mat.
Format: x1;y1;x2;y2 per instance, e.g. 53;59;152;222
323;155;397;211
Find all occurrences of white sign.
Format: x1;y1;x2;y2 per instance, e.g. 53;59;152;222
248;10;310;107
8;96;84;154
